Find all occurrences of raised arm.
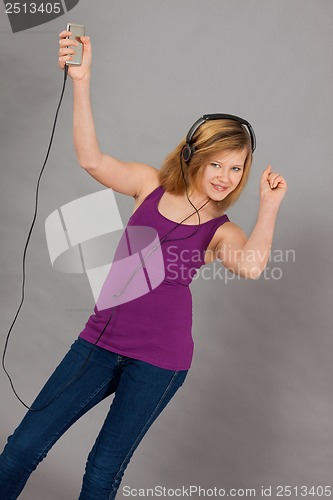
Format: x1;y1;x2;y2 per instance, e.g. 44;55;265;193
215;165;288;279
58;31;158;198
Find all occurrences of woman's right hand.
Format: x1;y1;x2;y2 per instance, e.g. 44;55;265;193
58;30;92;80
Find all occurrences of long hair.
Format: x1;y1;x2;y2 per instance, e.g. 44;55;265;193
158;119;253;212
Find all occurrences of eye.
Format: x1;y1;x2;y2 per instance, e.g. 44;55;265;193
232;167;242;172
211;162;221;168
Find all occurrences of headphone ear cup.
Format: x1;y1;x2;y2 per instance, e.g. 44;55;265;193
181;144;193;164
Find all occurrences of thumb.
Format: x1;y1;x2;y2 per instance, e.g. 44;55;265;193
80;36;91;45
261;164;271;182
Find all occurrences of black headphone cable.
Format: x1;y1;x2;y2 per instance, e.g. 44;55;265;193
2;66;69;410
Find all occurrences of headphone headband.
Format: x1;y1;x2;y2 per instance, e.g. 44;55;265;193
182;113;256;164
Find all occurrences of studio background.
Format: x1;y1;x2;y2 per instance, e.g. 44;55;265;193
1;1;332;498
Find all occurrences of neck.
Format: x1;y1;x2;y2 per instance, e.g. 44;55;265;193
185;186;211;208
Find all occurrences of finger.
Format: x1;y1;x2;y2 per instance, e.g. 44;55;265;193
271;175;284;188
59;46;76;55
59;38;79;47
268;173;280;186
59;30;72;38
58;55;73;68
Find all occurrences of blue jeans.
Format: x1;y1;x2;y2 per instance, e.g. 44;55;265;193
0;338;188;499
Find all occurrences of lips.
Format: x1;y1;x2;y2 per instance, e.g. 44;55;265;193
211;183;228;191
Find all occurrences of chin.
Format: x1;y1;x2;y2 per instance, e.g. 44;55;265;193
208;188;229;201
211;194;227;203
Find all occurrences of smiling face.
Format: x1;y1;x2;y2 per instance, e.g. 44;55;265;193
190;148;248;201
159;118;253;211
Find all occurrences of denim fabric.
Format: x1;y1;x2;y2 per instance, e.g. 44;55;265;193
0;338;188;499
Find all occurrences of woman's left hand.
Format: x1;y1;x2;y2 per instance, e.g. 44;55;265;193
260;165;288;206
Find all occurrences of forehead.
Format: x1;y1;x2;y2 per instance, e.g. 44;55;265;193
209;148;248;165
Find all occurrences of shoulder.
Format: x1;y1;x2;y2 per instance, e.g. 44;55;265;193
213;220;247;256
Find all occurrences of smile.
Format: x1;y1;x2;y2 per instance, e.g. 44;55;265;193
211;183;228;192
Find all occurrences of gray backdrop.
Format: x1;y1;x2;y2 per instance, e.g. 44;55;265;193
1;1;333;499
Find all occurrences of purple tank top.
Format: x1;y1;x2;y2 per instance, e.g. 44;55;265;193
79;185;230;370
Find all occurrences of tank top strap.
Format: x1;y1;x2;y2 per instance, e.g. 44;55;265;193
200;213;230;252
129;185;161;219
209;213;230;228
140;185;163;207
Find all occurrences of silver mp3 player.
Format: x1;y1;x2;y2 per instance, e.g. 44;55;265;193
66;23;85;66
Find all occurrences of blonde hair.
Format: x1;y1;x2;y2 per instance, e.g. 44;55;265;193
158;119;253;212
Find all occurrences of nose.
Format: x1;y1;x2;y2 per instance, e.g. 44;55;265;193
216;168;231;183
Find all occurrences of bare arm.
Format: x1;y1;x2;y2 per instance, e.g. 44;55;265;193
72;74;158;196
72;72;100;169
215;165;288;279
58;31;158;198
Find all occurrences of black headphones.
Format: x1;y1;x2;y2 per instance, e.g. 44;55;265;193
181;113;256;164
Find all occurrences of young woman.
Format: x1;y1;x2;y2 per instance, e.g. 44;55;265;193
0;32;287;499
